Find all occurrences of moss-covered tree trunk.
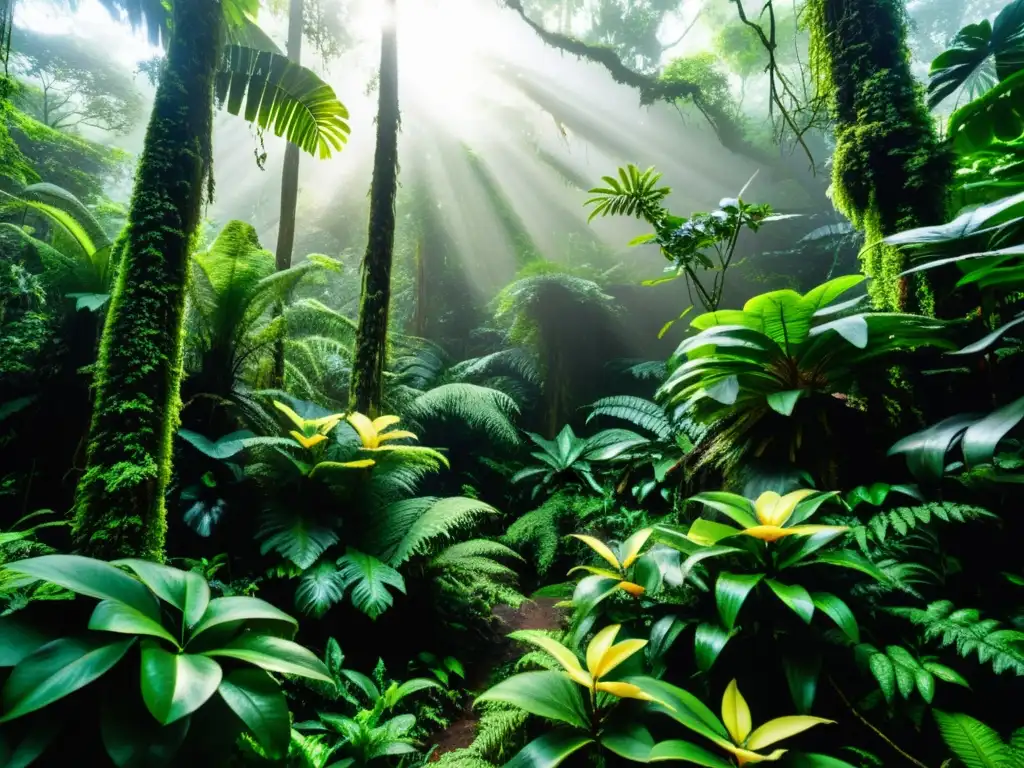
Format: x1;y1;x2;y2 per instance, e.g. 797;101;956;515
72;0;222;561
271;0;304;386
806;0;951;313
349;0;399;416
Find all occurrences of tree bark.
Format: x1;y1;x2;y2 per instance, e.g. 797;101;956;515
271;0;304;386
72;0;222;561
349;0;399;416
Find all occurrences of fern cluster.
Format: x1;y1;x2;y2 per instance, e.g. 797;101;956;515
888;600;1024;676
430;701;528;768
853;502;997;548
503;490;606;575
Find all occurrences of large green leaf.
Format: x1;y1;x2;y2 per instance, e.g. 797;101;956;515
189;596;298;643
695;622;731;672
648;740;733;766
626;677;730;743
715;572;763;630
140;643;222;725
811;592;859;643
88;600;181;648
766;580;814;624
961;395;1024;468
4;555;160;621
783;651;821;714
742;289;813;348
335;549;406;620
506;729;594;768
295;562;346;618
218;668;290;760
888;414;981;482
114;560;210;628
202;634;332;682
600;723;655;761
689;492;759;528
0;618;52;667
933;710;1018;768
476;671;589;728
1;636;135;721
216;45;350;159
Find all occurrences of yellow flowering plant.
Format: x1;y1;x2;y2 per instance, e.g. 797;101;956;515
644;488;887;692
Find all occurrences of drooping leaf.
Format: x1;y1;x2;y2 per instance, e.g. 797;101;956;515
476;671;589;729
766;580;815;624
140;643;222;724
505;729;594;768
87;600;180;648
218;668;291;759
201;634;332;682
189;596;298;641
113;560;210;628
715;573;763;630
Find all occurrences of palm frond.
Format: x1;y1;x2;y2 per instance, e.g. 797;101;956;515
216;45;351;159
586;395;672;439
584;164;670;223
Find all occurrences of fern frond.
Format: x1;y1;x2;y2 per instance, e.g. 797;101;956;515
503;503;561;576
409;383;521;446
514;650;561;672
889;601;1024;676
586;395;672;439
623;359;668;382
859;502;997;544
370;497;499;566
933;711;1018;768
450;348;542;386
432;539;524;563
256;508;339;570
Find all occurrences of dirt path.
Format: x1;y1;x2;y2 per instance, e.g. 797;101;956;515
429;598;565;759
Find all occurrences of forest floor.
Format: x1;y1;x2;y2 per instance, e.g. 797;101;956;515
428;598;565;759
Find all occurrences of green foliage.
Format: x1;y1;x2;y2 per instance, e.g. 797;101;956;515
407;383;520;447
888;600;1024;676
854;502;998;546
856;643;968;705
933;711;1021;768
660;53;738;117
0;555;329;762
215;45;350;159
503;490;606;576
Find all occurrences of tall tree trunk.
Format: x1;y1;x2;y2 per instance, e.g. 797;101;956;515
271;0;304;386
349;0;399;416
72;0;222;561
806;0;951;313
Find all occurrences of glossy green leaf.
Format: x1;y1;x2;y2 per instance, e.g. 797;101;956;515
4;556;159;620
933;710;1017;768
218;668;290;759
648;740;733;767
189;596;298;642
766;580;814;624
0;618;52;668
715;572;763;630
767;389;804;416
88;600;180;648
140;643;222;724
811;592;859;642
783;651;821;714
776;528;847;570
695;622;731;672
1;636;135;721
962;395;1024;468
600;723;655;761
687;519;743;545
114;560;210;628
806;550;888;582
506;729;594;768
202;634;332;682
689;492;759;528
628;677;730;743
681;546;745;582
476;671;589;729
923;661;970;688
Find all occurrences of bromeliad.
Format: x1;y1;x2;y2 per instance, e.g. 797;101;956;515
275;400;345;450
570;529;652;596
685;490;847;544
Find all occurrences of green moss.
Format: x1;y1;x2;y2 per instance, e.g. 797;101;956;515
806;0;952;312
72;0;223;562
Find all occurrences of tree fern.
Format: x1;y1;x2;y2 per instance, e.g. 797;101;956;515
584;164;671;223
408;383;521;446
586;395;672;439
889;601;1024;676
216;45;350;158
431;539;525;609
933;711;1019;768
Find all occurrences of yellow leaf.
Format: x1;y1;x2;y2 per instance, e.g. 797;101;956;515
518;634;592;688
620;528;653;568
274;400;307;431
311;413;345;434
569;534;621;570
594;681;658;702
336;459;376;469
721;680;752;745
719;742;788;765
755;489;815;527
567;566;623;580
617;581;646;597
290;431;327;449
347;412;378;448
372;414;402;431
376;429;418;444
592;638;647;679
586;625;621;679
739;526;801;542
785;525;849;536
746;715;834;751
